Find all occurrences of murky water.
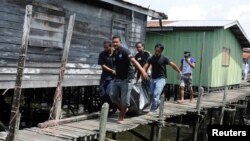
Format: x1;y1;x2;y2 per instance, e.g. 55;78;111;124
107;124;193;141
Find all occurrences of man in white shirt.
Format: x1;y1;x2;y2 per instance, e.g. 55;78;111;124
178;51;196;104
242;59;249;81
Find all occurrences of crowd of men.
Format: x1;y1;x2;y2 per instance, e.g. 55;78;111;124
98;35;196;123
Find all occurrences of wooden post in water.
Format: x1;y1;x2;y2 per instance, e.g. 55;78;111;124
99;103;109;141
52;14;76;120
6;5;33;141
193;87;204;141
153;94;165;141
196;87;204;115
219;86;228;124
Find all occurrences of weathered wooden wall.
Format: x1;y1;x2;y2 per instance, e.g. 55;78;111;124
0;0;147;89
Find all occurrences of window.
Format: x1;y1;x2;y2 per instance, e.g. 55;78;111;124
29;2;65;49
222;47;230;66
111;19;129;49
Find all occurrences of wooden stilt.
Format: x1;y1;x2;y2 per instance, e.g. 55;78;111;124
224;105;236;125
219;86;228;124
201;110;208;141
196;87;204;115
99;103;109;141
153;94;165;141
192;87;204;141
149;124;155;141
52;14;76;120
6;5;33;141
192;114;200;141
176;116;183;141
111;133;117;140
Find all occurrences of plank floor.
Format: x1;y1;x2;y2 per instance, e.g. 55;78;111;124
1;87;250;141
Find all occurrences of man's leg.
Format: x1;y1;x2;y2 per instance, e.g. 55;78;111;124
189;86;194;102
178;79;185;103
110;80;122;112
188;76;194;101
150;78;165;112
118;79;132;122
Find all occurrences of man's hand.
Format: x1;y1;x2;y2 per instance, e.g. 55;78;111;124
112;70;116;75
141;71;149;80
185;57;190;63
177;72;183;80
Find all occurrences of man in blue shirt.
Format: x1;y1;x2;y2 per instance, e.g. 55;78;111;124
178;51;196;104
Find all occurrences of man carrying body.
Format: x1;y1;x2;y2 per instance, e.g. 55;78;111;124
98;41;117;114
111;35;148;123
144;43;181;114
135;42;151;82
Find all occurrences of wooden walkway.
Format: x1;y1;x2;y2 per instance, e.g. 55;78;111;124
0;87;250;141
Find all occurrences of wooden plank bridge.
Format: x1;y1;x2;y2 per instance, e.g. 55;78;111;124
0;87;250;141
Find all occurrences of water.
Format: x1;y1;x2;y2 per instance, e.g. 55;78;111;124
107;124;193;141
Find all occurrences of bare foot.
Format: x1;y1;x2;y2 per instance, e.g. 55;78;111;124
189;97;194;102
147;112;155;116
117;120;125;124
177;100;184;104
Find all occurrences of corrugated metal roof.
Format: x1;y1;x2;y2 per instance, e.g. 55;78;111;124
147;20;237;28
147;20;250;47
100;0;167;19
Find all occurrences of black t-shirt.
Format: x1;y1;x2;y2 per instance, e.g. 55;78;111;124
148;55;170;79
135;51;150;79
135;51;150;67
98;51;115;80
114;47;134;79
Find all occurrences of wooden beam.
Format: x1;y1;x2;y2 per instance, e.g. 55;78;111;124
37;112;99;128
52;14;76;120
6;5;33;141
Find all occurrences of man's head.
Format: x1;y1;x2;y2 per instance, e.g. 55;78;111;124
103;40;112;53
135;42;144;53
112;35;122;50
154;43;164;56
184;51;191;58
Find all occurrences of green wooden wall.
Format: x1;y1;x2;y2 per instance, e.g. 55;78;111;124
210;29;242;87
145;28;243;88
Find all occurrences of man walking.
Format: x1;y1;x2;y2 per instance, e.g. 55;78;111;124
98;41;117;114
242;59;249;81
144;43;181;114
110;35;148;123
178;51;196;104
135;42;151;82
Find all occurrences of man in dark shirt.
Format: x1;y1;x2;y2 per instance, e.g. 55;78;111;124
98;41;116;114
111;35;148;123
135;42;151;81
144;43;181;114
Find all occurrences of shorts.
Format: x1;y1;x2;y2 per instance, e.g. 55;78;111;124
180;74;192;88
110;79;133;107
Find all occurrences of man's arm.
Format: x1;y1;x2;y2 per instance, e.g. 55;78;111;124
185;58;195;68
101;65;115;74
169;61;181;74
179;63;183;71
131;58;148;79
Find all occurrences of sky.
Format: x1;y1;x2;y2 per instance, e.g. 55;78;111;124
124;0;250;39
